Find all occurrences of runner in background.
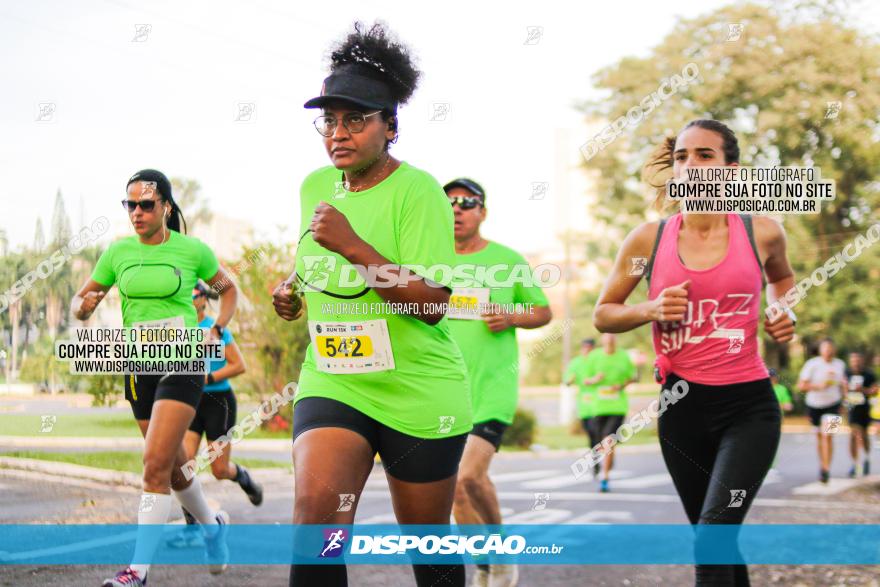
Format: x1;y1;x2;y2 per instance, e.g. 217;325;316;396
844;351;877;477
769;368;793;414
564;339;600;477
443;177;552;587
169;281;262;549
71;169;238;586
581;333;636;492
797;339;846;483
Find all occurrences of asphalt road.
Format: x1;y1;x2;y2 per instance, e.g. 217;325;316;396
2;432;880;586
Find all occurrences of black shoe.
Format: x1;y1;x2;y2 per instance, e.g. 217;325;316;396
235;465;264;506
820;470;830;484
864;461;870;476
848;466;857;478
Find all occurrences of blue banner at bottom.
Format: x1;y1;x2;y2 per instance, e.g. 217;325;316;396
0;525;878;565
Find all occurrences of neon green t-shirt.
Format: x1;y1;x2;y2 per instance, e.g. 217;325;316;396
582;348;635;417
773;383;792;405
91;231;220;328
565;354;595;419
446;241;550;425
294;162;472;439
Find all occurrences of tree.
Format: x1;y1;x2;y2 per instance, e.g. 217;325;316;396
49;189;71;247
577;0;880;366
171;177;213;231
226;242;310;424
32;219;45;252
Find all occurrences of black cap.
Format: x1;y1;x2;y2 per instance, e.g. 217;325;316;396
304;64;397;112
126;169;172;201
581;338;596;346
443;177;486;202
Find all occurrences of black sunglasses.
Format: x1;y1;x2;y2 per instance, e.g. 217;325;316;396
448;196;483;210
121;199;158;213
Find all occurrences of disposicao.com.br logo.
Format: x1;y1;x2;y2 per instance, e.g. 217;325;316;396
318;531;562;556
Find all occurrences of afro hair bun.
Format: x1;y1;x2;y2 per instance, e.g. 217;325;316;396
329;21;421;107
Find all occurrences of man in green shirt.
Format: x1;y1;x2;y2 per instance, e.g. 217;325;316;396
582;333;636;492
564;338;600;476
444;178;552;587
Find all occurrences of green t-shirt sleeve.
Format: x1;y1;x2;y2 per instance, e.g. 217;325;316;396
196;239;220;281
511;253;550;307
91;243;116;286
399;174;456;289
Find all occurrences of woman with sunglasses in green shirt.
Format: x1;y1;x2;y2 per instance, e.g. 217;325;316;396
72;169;238;587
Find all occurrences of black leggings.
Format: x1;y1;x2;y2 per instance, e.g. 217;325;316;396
658;373;781;587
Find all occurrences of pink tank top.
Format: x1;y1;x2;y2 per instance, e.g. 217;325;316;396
648;213;769;385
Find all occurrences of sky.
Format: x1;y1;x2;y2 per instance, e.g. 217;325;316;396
2;0;879;256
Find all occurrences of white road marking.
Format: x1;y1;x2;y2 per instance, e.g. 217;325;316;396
791;475;880;495
504;508;571;524
567;511;634;524
489;470;560;483
608;473;672;489
520;475;590;489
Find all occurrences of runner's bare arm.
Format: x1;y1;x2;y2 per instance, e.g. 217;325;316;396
593;222;662;333
754;216;796;343
205;267;238;334
310;201;450;325
209;340;246;383
71;279;111;321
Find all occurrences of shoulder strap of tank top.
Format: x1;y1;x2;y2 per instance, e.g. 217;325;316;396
644;218;668;286
739;214;767;287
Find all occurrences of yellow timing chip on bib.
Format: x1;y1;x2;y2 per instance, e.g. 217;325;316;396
446;287;490;321
597;386;621;399
308;320;395;374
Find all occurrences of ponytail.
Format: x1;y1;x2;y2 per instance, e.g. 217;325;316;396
164;197;187;234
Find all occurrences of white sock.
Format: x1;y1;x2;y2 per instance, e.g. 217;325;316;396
130;492;173;579
173;476;217;526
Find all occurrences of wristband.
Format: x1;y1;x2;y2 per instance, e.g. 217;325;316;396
207;373;216;385
213;324;225;338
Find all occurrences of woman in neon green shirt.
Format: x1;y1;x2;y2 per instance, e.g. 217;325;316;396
71;169;238;587
271;22;470;587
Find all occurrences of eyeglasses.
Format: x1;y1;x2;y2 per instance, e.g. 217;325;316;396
448;196;483;210
121;199;157;213
313;111;382;136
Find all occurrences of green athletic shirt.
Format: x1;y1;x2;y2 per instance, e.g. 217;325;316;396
91;230;220;328
294;162;472;439
581;348;635;417
773;383;792;405
446;241;550;425
564;355;595;419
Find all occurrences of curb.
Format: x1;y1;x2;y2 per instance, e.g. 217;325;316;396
0;457;142;488
0;456;290;488
0;435;291;452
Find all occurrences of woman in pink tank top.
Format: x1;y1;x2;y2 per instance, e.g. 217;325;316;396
594;120;797;587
